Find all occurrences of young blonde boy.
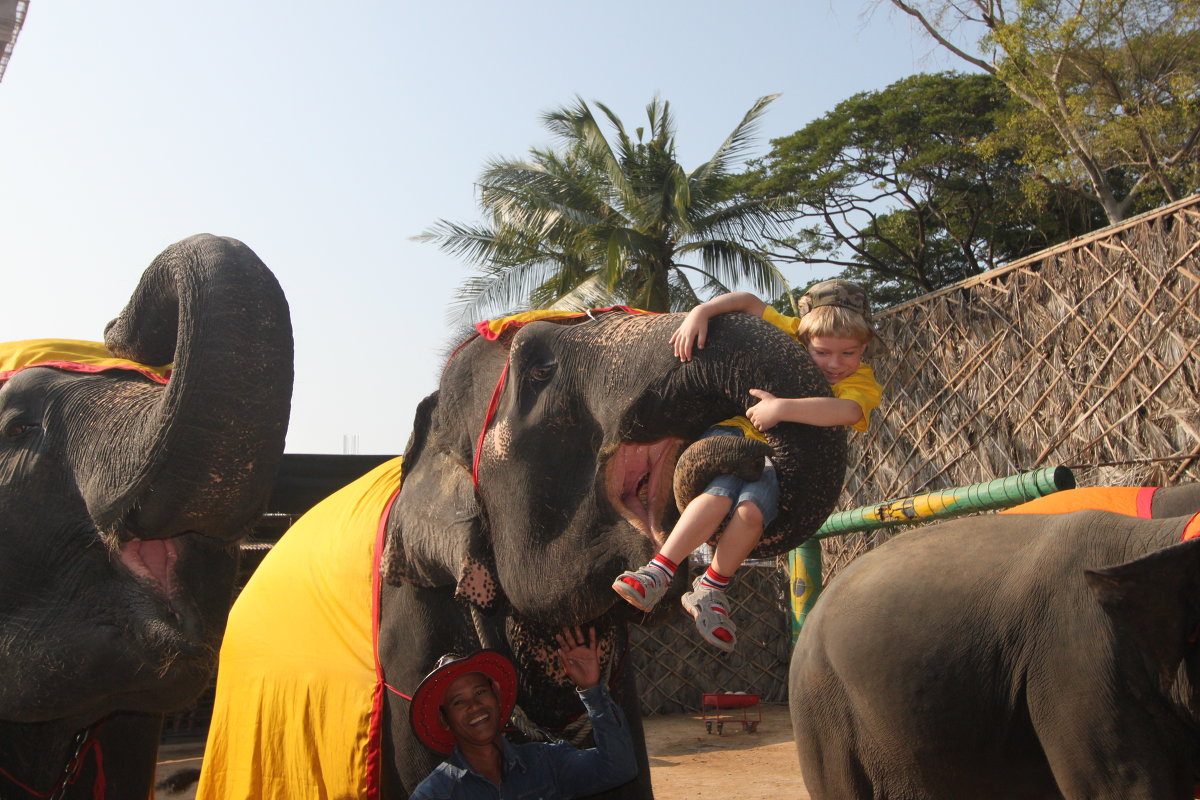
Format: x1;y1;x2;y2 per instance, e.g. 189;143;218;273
612;279;882;651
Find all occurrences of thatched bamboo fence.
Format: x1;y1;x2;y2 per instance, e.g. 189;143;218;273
631;193;1200;714
825;192;1200;576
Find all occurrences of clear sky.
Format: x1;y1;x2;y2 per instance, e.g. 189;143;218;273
0;0;953;454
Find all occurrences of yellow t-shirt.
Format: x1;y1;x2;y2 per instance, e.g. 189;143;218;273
760;306;881;432
710;416;768;443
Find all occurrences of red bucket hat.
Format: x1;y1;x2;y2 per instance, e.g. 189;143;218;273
409;649;518;754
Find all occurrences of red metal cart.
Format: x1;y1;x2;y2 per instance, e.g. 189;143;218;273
701;692;761;735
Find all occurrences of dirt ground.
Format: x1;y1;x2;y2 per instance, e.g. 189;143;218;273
641;702;809;800
154;702;808;799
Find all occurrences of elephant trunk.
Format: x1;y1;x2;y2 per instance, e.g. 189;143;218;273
87;234;293;541
657;312;848;555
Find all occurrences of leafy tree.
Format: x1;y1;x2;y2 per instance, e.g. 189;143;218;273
885;0;1200;223
740;71;1102;304
419;96;794;319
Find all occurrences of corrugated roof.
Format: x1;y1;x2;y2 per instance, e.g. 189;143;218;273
0;0;28;84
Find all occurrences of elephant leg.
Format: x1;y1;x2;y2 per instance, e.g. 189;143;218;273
608;664;654;800
379;581;483;795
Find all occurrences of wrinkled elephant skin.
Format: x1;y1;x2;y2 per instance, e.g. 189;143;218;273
379;309;847;797
0;235;292;799
791;502;1200;800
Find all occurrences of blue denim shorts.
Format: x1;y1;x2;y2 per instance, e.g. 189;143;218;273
699;427;780;525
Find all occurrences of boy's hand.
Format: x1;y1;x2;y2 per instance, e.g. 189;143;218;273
746;388;784;431
670;308;709;361
555;625;601;691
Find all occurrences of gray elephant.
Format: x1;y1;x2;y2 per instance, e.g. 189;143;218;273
790;484;1200;799
0;235;293;799
200;307;847;799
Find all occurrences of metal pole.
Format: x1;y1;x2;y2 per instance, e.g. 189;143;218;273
787;467;1075;640
788;538;823;641
813;466;1075;539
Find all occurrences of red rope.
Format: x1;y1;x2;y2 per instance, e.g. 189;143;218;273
367;481;405;800
0;766;48;798
0;727;105;799
473;359;510;487
383;683;414;701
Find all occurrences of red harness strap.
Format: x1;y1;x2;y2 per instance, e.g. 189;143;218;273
0;360;170;385
367;483;405;800
0;725;105;800
472;359;510;488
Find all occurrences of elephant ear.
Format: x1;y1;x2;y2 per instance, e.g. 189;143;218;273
381;392;505;613
1085;534;1200;691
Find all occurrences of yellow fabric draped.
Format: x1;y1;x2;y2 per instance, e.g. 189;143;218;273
0;339;171;383
196;457;404;800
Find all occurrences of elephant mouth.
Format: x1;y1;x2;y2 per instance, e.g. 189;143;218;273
604;438;686;545
118;537;181;614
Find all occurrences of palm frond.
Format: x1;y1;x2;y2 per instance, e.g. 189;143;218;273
545;272;625;311
675;239;789;298
690;94;781;188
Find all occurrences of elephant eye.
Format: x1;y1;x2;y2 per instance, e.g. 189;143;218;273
3;419;37;438
529;362;557;383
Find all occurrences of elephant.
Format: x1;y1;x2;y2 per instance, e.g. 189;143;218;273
198;307;847;799
0;235;293;799
790;484;1200;800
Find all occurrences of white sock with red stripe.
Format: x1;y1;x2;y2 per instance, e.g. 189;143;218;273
699;566;731;592
648;554;678;581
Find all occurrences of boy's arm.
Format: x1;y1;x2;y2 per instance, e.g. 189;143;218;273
672;292;768;361
746;389;864;430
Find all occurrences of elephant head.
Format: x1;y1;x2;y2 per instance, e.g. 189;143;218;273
0;234;293;727
384;308;845;626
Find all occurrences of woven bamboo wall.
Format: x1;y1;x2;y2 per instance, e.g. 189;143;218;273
628;563;792;716
825;194;1200;575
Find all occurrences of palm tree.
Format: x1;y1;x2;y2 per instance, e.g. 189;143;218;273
419;95;794;318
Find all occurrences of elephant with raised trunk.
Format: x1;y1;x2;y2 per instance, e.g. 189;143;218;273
200;306;846;798
0;235;293;799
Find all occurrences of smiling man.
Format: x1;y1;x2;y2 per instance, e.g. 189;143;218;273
408;626;638;799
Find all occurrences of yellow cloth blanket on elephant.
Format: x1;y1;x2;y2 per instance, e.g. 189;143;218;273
0;339;171;384
196;457;403;800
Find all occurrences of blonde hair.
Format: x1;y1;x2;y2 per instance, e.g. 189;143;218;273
794;305;873;347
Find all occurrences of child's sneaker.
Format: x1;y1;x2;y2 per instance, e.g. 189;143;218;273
612;565;671;612
681;577;737;652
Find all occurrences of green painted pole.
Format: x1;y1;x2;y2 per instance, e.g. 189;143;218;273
787;466;1075;640
788;538;823;641
813;466;1075;539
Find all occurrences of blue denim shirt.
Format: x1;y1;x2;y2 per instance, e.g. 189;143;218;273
409;684;638;800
